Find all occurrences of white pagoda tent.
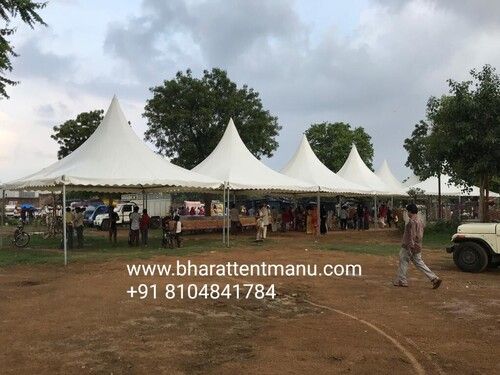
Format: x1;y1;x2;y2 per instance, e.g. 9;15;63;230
192;119;316;193
281;135;371;195
2;96;222;193
2;96;222;264
337;145;392;195
375;160;407;195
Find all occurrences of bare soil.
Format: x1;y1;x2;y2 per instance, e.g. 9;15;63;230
0;230;499;374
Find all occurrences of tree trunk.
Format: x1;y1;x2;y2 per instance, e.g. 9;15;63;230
484;174;490;222
478;175;485;222
437;174;442;220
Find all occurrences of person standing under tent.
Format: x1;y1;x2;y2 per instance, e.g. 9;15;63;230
363;205;370;230
378;203;388;228
357;203;364;231
393;204;442;289
387;206;393;228
255;204;265;242
129;206;141;247
108;205;119;244
65;207;74;249
140;209;150;246
262;204;270;239
339;206;348;231
229;203;241;234
174;215;182;247
73;207;84;248
320;206;327;235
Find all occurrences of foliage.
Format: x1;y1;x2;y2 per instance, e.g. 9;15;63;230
51;109;104;159
0;0;47;99
426;65;500;220
425;219;459;234
143;68;281;169
404;120;445;179
304;122;374;172
406;187;425;203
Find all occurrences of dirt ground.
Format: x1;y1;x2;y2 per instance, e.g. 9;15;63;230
0;230;499;375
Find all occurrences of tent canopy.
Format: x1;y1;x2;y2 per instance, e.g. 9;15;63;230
375;160;407;195
2;96;222;192
407;174;499;197
337;145;392;195
192;119;316;192
281;135;371;195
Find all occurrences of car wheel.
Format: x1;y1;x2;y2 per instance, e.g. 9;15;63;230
453;242;489;273
100;219;110;231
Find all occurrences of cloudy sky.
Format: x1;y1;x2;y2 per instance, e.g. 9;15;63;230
1;0;499;183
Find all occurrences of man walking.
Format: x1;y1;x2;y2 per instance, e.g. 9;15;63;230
394;204;442;289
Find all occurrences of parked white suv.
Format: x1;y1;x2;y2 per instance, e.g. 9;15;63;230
447;223;500;272
94;203;138;230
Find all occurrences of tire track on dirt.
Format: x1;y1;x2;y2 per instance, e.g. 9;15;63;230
224;276;429;375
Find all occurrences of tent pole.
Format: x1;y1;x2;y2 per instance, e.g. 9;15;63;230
0;189;5;249
316;191;320;236
374;196;378;229
62;184;67;266
222;183;226;244
227;187;230;247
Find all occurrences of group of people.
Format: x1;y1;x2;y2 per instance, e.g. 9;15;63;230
106;205;182;248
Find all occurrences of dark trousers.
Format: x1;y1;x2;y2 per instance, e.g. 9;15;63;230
340;219;347;230
66;224;73;249
75;226;84;248
357;217;363;230
231;220;241;234
130;229;139;246
109;225;117;243
174;233;182;247
141;229;149;246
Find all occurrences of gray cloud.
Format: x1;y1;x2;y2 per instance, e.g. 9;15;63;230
15;0;500;180
14;38;76;80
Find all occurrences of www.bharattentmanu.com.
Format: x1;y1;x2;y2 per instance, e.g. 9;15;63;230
127;261;362;277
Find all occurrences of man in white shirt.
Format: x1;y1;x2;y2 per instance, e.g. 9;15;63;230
129;206;141;246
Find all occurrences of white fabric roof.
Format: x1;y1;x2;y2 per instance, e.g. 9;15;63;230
375;160;407;195
192;119;316;192
408;174;499;197
2;96;222;192
337;145;392;195
281;135;371;194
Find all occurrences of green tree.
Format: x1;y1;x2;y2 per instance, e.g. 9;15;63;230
425;64;500;221
1;0;47;99
143;68;281;169
51;110;104;159
404;120;447;218
304;122;374;172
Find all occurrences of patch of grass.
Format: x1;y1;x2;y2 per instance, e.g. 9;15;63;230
0;230;228;267
423;231;453;250
317;242;400;256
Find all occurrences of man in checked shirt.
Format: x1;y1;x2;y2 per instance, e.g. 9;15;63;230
394;203;442;289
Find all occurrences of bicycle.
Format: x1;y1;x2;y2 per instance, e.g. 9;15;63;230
12;222;30;248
